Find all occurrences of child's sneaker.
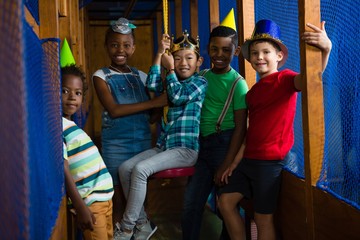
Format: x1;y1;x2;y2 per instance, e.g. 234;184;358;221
133;220;158;240
113;222;134;240
113;222;122;239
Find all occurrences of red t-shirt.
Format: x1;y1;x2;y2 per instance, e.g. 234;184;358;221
244;69;299;160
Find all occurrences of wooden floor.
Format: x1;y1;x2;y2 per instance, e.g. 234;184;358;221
145;177;223;240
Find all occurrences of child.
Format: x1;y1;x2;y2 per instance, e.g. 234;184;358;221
116;31;207;240
92;17;167;230
181;24;249;240
62;64;114;239
218;19;332;240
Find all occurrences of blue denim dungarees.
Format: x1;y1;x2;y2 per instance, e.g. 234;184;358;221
100;67;151;185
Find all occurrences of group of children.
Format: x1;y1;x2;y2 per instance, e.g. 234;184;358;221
62;10;331;240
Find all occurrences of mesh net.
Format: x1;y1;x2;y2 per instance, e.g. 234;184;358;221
0;1;64;239
254;0;360;210
0;1;28;239
25;0;39;24
317;0;360;209
25;21;63;240
32;35;63;239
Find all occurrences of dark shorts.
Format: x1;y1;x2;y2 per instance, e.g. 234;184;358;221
219;158;284;214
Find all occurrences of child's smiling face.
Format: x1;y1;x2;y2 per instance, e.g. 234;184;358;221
208;36;238;74
62;74;83;120
106;32;135;68
249;40;283;78
173;49;202;80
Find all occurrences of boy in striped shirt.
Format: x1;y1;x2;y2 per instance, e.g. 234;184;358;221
62;64;114;240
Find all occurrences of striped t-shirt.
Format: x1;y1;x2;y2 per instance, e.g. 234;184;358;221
63;117;114;206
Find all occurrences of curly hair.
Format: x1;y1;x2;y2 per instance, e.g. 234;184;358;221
209;26;238;47
61;64;88;97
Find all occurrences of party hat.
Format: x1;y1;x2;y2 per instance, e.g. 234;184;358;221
241;19;288;68
60;38;76;67
220;8;236;32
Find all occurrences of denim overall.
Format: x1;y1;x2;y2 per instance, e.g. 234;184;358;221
100;67;151;185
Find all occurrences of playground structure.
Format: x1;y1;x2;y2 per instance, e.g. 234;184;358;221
0;0;359;239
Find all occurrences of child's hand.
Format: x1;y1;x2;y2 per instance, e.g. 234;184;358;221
220;163;238;184
161;52;174;71
158;34;171;55
214;164;229;187
302;21;332;53
152;92;168;107
76;205;96;231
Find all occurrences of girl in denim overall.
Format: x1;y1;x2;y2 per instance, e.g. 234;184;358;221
92;18;167;233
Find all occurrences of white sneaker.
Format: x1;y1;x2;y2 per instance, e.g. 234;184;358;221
133;220;158;240
113;222;134;240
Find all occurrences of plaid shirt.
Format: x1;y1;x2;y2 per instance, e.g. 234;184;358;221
147;65;207;151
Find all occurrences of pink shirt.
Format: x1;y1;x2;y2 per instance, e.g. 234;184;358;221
244;69;299;160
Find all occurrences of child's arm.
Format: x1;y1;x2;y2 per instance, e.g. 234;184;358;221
64;160;96;231
146;34;171;123
214;109;247;186
148;91;164;124
294;21;332;90
93;76;167;118
147;34;172;92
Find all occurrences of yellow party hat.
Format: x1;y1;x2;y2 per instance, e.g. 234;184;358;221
60;38;76;67
220;8;236;32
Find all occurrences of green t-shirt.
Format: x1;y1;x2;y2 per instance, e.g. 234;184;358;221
200;68;248;136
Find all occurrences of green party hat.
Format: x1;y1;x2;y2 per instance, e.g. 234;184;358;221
60;38;76;67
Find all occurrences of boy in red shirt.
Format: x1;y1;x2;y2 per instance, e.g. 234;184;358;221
217;19;332;240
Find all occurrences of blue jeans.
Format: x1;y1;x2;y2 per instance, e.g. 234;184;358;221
182;129;233;240
119;147;198;231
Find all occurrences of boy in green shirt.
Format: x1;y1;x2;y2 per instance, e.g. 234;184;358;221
182;11;249;239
